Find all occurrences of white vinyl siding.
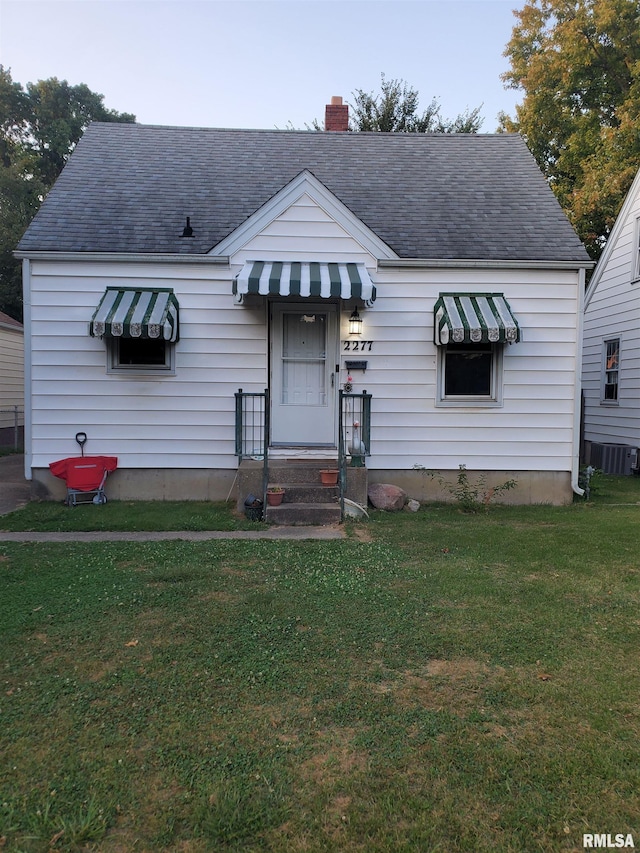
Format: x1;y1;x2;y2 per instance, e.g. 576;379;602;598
583;171;640;447
27;195;582;480
28;259;266;470
353;267;579;472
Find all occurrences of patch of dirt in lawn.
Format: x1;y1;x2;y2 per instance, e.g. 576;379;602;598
371;658;502;715
350;525;374;543
301;727;368;786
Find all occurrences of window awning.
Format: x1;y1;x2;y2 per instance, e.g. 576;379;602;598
90;288;179;342
434;293;520;345
233;261;377;305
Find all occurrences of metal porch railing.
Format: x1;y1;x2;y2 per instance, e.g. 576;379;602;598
338;390;372;519
235;388;269;514
235;388;371;522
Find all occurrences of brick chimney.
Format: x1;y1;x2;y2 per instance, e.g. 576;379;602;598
325;96;349;132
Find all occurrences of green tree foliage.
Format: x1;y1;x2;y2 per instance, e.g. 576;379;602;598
0;66;135;319
501;0;640;259
349;74;484;133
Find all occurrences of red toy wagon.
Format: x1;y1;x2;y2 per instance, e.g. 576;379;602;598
49;433;117;506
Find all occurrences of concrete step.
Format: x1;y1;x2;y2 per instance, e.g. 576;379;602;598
268;484;339;504
268;460;339;485
265;502;341;526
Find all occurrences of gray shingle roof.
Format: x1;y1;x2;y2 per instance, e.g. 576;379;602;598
18;122;590;263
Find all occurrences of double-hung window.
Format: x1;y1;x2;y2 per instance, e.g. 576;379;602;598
602;338;620;404
634;217;640;282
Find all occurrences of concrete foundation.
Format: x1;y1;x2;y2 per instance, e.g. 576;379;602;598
31;466;238;503
368;469;574;506
31;466;573;507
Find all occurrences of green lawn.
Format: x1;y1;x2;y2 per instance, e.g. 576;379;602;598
2;479;640;851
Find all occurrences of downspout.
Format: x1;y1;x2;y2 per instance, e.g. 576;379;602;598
22;258;32;481
572;267;586;497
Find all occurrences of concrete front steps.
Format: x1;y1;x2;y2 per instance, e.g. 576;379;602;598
266;461;340;525
238;457;367;526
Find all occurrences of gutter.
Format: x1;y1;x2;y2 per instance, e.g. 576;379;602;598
378;258;594;271
572;266;586;497
14;251;231;265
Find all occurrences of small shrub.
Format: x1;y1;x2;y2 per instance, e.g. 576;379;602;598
415;463;517;513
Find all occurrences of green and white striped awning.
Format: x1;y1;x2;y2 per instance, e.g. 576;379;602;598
90;288;179;342
434;293;520;346
233;261;377;305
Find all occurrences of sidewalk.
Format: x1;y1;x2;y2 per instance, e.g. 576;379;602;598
0;528;345;542
0;455;345;541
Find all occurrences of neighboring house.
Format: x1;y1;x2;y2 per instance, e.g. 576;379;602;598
0;311;24;449
582;166;640;474
16;102;592;506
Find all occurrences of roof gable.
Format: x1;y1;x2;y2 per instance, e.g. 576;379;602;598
585;166;640;307
17;123;591;264
212;169;397;260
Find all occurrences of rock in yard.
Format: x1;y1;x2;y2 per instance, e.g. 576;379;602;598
368;483;407;511
405;499;420;512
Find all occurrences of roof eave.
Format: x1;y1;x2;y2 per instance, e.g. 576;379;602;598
378;257;594;271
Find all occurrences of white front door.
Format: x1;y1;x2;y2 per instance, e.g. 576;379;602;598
271;303;338;445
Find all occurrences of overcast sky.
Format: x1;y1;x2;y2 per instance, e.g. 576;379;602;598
0;0;523;132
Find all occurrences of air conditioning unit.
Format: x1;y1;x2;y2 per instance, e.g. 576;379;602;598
589;443;638;475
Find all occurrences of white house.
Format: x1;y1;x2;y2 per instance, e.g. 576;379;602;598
583;166;640;474
0;311;24;450
16;104;592;510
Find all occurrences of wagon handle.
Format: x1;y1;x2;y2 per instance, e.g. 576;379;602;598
75;432;88;457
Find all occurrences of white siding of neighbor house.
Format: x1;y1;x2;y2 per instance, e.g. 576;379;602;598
27;193;582;478
0;323;24;409
583;171;640;447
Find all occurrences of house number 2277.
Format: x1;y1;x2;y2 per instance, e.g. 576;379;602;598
343;340;373;351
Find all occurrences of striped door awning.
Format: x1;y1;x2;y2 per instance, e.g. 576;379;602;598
434;293;520;345
90;288;179;342
233;261;377;304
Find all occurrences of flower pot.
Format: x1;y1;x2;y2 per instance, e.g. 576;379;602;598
266;490;284;506
320;469;339;486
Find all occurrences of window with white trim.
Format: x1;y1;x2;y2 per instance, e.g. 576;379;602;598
437;342;503;406
602;338;620;404
107;337;175;373
634;217;640;282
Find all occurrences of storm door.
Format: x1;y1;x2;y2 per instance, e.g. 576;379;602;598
270;303;337;445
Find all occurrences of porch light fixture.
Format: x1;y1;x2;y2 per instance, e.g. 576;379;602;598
349;307;363;335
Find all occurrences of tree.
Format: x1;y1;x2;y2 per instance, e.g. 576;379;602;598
0;67;135;319
349;74;483;133
501;0;640;259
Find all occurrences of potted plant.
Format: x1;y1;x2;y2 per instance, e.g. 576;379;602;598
266;486;285;506
319;469;339;486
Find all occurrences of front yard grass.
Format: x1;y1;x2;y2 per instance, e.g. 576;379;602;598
2;479;640;851
0;499;266;532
